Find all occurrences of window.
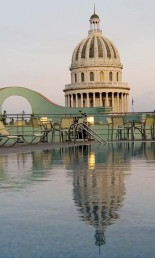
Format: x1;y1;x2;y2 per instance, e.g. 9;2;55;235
100;71;104;81
75;73;77;83
81;72;85;82
109;72;113;81
90;72;94;81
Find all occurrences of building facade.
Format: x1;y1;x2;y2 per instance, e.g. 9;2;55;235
64;11;130;112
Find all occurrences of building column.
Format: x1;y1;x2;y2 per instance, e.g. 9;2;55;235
70;94;73;107
93;93;96;107
99;92;102;106
65;95;67;107
112;92;114;112
117;93;120;112
126;94;129;112
121;93;123;112
75;94;78;108
105;92;108;106
87;93;89;107
124;94;126;112
81;93;83;107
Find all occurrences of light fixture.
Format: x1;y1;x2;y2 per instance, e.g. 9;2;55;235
86;116;94;125
40;117;48;124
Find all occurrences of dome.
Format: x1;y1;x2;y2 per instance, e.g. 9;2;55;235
71;34;122;69
70;12;122;70
90;13;99;19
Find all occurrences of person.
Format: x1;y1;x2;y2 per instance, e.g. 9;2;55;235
2;110;7;125
10;118;14;125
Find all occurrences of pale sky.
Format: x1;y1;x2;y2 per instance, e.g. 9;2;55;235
0;0;155;113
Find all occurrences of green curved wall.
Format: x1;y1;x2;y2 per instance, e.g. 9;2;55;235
0;86;67;114
0;86;111;116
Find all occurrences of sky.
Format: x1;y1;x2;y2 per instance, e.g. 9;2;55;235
0;0;155;113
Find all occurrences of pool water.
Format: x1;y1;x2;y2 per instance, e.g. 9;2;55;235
0;142;155;258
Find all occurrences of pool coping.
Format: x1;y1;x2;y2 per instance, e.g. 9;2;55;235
1;139;155;155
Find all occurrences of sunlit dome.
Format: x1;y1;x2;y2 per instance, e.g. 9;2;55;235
70;12;122;70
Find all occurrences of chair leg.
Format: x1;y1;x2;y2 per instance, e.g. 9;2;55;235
0;137;20;147
111;127;114;141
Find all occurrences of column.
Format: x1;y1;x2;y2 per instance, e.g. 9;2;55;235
87;93;89;107
122;92;124;112
71;94;73;107
126;94;129;112
99;92;102;106
65;95;67;107
105;92;108;106
93;93;96;107
81;93;83;107
121;93;123;112
117;93;120;112
112;92;114;111
76;94;78;108
124;94;126;112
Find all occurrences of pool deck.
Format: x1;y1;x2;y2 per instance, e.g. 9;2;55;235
0;141;92;155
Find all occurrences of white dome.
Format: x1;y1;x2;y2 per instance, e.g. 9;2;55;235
70;13;122;70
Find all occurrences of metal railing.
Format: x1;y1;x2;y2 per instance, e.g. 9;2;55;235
1;111;155;143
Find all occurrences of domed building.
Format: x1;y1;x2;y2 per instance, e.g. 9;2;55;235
64;11;130;113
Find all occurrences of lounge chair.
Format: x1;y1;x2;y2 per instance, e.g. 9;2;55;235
58;117;74;142
31;117;53;143
19;116;53;144
0;121;21;147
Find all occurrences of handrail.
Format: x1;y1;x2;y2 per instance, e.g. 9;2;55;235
68;122;108;144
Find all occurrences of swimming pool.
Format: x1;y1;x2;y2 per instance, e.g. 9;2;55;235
0;142;155;258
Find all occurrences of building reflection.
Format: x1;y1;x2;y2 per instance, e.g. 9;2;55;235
0;142;155;248
63;144;127;249
69;142;155;249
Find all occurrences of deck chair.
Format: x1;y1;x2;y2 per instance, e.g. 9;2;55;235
111;116;130;140
58;117;74;142
39;118;54;142
0;121;21;147
28;117;46;144
143;115;155;140
17;117;44;144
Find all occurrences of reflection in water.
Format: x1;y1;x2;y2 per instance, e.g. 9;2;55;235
55;142;155;250
0;150;55;191
0;142;155;252
68;145;127;250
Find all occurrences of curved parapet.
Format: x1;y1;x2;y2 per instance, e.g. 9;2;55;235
0;86;66;114
0;86;111;118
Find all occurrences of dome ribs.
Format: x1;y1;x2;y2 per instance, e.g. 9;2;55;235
97;36;103;58
75;44;81;60
101;38;111;58
81;38;90;58
110;42;117;58
89;36;95;58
